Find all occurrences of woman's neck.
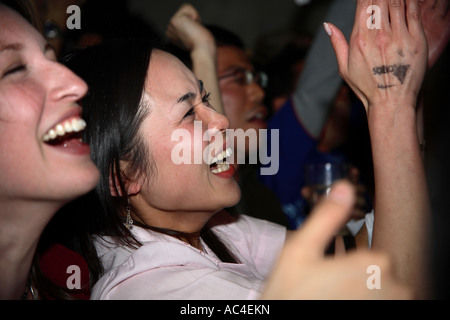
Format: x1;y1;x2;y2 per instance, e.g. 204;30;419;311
133;218;205;251
130;207;214;251
0;200;58;299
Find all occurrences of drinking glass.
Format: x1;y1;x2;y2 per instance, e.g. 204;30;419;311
305;162;352;253
304;162;350;208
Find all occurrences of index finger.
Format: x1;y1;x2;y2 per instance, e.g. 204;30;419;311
292;181;356;259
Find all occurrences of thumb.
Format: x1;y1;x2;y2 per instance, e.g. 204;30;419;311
324;22;349;78
292;180;355;259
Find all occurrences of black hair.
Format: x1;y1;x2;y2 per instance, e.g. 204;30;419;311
62;39;239;286
205;24;245;49
166;24;245;71
64;39;154;242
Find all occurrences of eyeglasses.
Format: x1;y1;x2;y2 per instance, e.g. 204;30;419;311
218;68;268;88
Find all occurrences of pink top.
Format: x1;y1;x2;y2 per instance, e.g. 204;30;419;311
91;214;286;300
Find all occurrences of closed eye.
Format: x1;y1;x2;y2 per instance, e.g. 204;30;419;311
2;64;26;78
183;106;196;119
202;92;211;107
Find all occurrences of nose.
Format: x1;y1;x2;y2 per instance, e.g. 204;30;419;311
47;61;88;103
203;106;230;134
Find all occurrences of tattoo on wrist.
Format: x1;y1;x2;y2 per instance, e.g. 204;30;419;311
377;83;396;89
372;64;410;84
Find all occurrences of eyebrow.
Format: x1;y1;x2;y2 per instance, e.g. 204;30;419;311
0;42;55;57
176;80;205;104
0;43;24;56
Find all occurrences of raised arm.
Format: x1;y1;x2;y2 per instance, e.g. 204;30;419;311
292;0;356;138
326;0;431;297
166;4;224;114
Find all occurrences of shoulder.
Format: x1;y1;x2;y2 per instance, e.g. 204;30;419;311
209;210;286;238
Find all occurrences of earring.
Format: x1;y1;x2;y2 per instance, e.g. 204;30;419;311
125;197;133;230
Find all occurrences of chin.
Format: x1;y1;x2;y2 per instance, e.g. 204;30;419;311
65;168;100;199
222;187;242;209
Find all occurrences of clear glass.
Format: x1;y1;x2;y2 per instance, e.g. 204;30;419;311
305;162;350;208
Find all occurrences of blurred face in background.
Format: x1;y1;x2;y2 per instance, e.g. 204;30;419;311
217;45;267;157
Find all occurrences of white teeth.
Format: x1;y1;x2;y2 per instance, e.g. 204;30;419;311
55;124;65;136
43;118;86;142
48;129;57;140
64;121;73;133
254;112;264;119
210;147;233;173
211;163;230;174
209;147;233;165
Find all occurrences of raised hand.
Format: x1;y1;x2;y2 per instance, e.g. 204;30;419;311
166;3;215;55
262;181;411;300
325;0;428;111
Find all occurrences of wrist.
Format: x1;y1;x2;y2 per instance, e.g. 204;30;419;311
368;96;417;114
367;99;417;134
190;43;217;62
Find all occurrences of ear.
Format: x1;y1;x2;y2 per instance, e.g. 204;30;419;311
108;163;142;197
109;172;122;197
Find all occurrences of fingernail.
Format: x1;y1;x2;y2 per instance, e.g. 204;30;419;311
323;22;332;36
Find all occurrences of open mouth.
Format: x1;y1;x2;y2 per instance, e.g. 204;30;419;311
248;112;266;122
246;108;268;124
209;147;233;174
43;118;86;145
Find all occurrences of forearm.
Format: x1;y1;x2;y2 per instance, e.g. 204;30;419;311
416;96;425;158
292;0;355;138
190;43;224;115
369;101;430;297
166;3;224;114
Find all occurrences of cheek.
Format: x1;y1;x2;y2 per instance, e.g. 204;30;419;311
0;91;42;165
147;154;206;209
1;86;40;118
150;132;200;183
